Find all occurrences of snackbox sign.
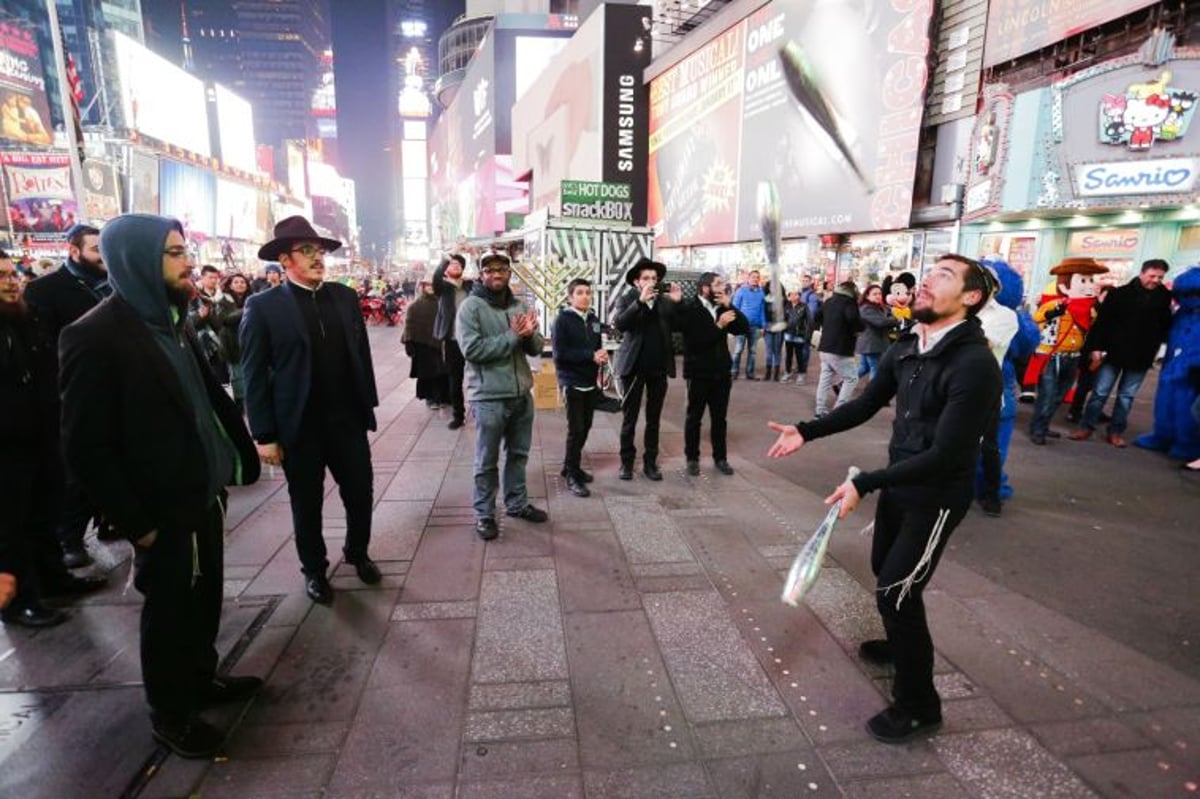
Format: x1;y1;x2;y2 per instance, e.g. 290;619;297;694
560;180;633;222
1072;157;1199;197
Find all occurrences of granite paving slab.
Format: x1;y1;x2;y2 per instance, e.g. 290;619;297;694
391;600;477;621
643;590;789;724
0;604;140;689
382;458;449;501
457;738;579;782
705;749;844;798
819;738;944;781
434;465;477;508
1067;746;1196;798
368;500;431;560
1121;706;1200;768
456;774;584;799
471;569;567;684
933;728;1099;798
196;753;337;799
606;497;695;564
401;525;485;603
1027;717;1152;759
685;524;790;602
463;706;575;741
841;773;972;799
224;720;351;757
582;763;716;799
468;680;571;711
553;524;641;614
691;717;809;760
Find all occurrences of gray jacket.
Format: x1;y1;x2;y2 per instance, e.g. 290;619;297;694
456;285;544;401
855;302;900;355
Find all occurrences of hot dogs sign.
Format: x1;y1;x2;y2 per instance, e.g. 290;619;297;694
1099;70;1196;151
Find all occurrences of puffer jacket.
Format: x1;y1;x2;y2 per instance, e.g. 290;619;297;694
457;283;544;401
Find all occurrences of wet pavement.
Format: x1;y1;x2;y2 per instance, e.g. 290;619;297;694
1;327;1197;798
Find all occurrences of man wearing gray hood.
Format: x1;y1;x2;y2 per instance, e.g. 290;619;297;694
59;214;262;758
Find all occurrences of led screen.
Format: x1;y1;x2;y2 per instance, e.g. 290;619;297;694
159;159;215;236
215;178;259;240
214;84;257;172
113;32;210;156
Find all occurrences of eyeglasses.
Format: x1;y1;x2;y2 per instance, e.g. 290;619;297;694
0;271;20;282
290;244;326;258
163;247;190;258
482;265;511;274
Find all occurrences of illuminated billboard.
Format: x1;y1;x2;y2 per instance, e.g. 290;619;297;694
213;84;257;172
215;178;260;240
160;159;215;237
2;152;78;240
647;0;934;247
0;21;54;147
113;32;210;156
983;0;1157;68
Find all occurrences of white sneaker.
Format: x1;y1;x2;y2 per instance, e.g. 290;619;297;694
795;375;807;385
779;372;792;383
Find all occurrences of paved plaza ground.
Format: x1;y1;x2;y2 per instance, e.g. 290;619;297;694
1;327;1197;798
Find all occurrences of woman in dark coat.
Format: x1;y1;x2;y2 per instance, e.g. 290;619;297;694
217;273;251;409
856;283;899;381
402;281;449;408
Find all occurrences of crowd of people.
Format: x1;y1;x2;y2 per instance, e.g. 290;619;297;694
2;212;1197;758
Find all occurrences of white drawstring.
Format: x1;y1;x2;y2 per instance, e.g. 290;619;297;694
879;507;950;609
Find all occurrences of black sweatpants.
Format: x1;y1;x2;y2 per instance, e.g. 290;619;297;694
1;447;68;609
133;502;224;720
444;338;466;424
684;376;732;463
978;406;1002;502
619;373;668;467
871;486;970;720
282;410;374;576
562;386;597;476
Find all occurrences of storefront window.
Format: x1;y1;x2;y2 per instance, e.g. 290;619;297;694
1065;228;1140;287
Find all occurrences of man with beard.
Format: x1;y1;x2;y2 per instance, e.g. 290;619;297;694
432;253;474;430
457;252;547;540
59;216;262;756
674;272;749;476
767;254;1001;744
24;224;109;569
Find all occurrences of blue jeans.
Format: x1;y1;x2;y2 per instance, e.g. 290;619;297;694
763;330;783;368
858;353;881;380
1030;353;1080;437
1081;363;1146;435
731;327;762;377
471;394;535;520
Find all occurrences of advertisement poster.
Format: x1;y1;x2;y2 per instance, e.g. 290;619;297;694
2;152;78;240
113;32;210;157
159;159;215;237
82;159;121;222
648;0;934;248
0;20;54;147
129;150;159;214
983;0;1157;68
215;178;259;240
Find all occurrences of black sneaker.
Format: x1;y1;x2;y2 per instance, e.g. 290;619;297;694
151;714;225;759
448;418;465;430
1;603;68;628
980;496;1002;517
618;463;633;481
475;518;499;540
204;675;264;706
577;469;594;483
305;573;334;605
714;460;734;476
506;505;548;523
866;706;942;744
566;476;591;497
686;460;700;476
643;463;663;481
857;639;893;665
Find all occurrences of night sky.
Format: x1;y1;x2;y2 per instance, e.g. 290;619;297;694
331;1;464;261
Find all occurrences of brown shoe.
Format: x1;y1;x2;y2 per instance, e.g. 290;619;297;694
1106;433;1128;448
1068;429;1093;441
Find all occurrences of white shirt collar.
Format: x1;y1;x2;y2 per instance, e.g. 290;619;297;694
916;319;965;354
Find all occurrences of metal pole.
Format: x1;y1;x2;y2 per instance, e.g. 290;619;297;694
44;0;87;214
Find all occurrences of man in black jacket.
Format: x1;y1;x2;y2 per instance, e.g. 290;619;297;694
814;281;863;416
675;271;748;476
23;223;107;568
612;258;682;481
1069;259;1173;448
768;254;1001;744
432;253;474;429
59;214;263;758
241;217;381;606
552;279;607;496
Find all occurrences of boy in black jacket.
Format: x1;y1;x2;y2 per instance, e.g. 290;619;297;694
552;279;607;496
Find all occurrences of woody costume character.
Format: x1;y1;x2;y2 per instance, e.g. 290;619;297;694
1028;257;1108;445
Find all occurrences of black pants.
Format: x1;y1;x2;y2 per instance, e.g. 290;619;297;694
684;376;732;462
619;373;668;467
563;387;597;476
133;502;223;720
1069;359;1097;418
55;476;93;551
871;487;969;720
282;411;374;576
978;405;1001;502
1;448;69;609
444;338;466;423
784;341;807;374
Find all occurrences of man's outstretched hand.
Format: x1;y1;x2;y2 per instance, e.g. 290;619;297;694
766;422;804;458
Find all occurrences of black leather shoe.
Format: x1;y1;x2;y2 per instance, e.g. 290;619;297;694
62;546;93;569
1;604;68;628
506;504;548;523
346;556;382;585
980;496;1002;517
643;464;663;481
476;517;499;541
857;639;893;665
714;460;734;476
618;463;633;481
566;476;591;497
305;573;333;605
448;418;465;430
44;574;107;597
866;706;942;744
204;675;264;706
151;714;225;759
577;469;594;483
686;460;700;476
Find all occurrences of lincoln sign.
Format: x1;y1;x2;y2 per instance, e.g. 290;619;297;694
560;180;633;222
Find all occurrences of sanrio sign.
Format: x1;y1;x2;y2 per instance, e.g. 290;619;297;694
1073;157;1199;197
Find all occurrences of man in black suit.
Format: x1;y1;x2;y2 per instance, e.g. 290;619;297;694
612;257;681;481
59;214;263;758
240;216;381;605
431;253;473;429
23;223;107;568
674;272;749;476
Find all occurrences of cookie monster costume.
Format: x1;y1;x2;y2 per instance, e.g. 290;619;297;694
979;258;1040;500
1135;265;1200;461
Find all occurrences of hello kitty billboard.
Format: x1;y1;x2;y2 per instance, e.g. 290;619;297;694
1098;70;1196;150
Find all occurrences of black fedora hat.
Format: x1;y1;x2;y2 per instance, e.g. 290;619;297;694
623;257;666;287
258;215;343;261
